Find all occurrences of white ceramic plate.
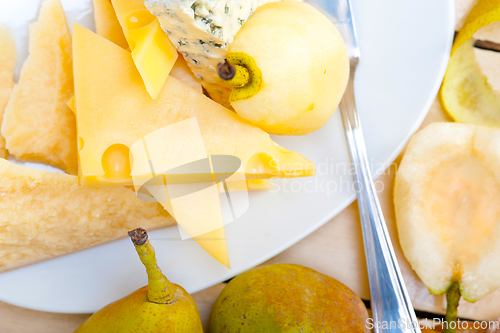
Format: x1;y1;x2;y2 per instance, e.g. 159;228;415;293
0;0;454;313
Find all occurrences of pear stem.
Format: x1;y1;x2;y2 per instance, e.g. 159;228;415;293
218;61;250;88
443;282;461;333
128;228;175;304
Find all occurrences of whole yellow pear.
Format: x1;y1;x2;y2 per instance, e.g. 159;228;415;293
74;228;203;333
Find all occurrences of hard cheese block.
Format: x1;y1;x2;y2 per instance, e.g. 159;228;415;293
145;0;301;106
1;0;77;174
0;158;175;273
0;25;16;159
111;0;178;99
73;24;314;187
92;0;129;49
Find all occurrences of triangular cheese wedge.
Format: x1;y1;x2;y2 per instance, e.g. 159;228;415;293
0;158;175;273
92;0;129;49
73;24;314;187
69;90;271;194
1;0;77;174
132;120;229;267
0;25;16;159
111;0;178;99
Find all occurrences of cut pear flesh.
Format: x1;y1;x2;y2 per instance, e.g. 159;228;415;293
440;0;500;127
394;122;500;302
440;39;500;127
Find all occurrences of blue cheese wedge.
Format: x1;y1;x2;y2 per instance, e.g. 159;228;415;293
145;0;300;107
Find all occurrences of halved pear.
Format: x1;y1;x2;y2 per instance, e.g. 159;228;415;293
394;122;500;302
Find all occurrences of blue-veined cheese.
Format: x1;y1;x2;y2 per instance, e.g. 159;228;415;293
145;0;300;107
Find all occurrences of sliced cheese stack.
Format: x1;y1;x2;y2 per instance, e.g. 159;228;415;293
1;0;77;174
0;25;16;159
145;0;301;106
111;0;178;99
0;158;175;273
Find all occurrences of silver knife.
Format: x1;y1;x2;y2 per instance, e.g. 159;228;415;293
307;0;422;331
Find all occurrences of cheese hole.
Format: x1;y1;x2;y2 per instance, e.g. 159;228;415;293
246;152;278;177
78;137;85;152
101;144;133;180
126;10;156;31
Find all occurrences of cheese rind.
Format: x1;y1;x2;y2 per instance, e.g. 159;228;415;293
0;158;175;273
145;0;300;106
0;25;16;159
1;0;77;174
73;24;314;187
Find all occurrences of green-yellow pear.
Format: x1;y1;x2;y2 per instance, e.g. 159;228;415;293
218;1;349;136
394;123;500;333
207;264;369;332
74;228;203;333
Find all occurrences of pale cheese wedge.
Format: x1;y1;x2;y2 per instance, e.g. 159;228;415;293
1;0;77;174
93;0;129;49
0;158;175;273
0;25;16;159
111;0;178;99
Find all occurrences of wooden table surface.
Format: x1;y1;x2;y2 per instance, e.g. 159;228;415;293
3;0;500;331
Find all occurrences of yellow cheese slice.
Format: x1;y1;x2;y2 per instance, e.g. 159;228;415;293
73;24;315;187
1;0;77;174
92;0;128;49
67;56;200;116
132;119;229;267
111;0;178;99
0;158;175;273
0;25;16;159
